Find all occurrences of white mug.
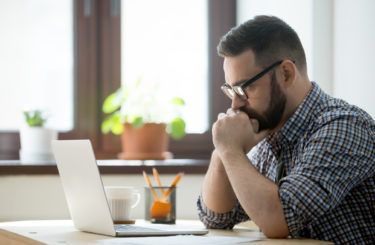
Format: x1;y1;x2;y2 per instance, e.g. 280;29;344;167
104;186;140;222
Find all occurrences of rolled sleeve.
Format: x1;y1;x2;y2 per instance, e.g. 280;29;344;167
279;175;327;237
197;195;249;229
279;184;302;237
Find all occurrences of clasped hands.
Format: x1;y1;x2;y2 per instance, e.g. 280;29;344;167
212;108;269;157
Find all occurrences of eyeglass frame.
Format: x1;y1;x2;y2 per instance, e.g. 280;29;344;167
221;60;294;100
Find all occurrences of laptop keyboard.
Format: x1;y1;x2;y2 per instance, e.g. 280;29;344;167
115;224;162;232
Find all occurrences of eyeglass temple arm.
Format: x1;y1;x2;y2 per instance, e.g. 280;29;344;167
242;60;295;88
242;60;282;88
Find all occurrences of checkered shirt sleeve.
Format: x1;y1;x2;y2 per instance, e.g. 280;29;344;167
197;195;249;229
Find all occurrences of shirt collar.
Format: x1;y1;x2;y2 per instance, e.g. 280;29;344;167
272;81;324;148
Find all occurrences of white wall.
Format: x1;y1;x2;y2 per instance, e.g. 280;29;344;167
312;0;333;94
333;0;375;118
236;0;316;89
0;174;205;221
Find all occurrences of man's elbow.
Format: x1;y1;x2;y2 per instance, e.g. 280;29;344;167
256;205;290;238
261;225;290;238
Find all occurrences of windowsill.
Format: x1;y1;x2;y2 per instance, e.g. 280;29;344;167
0;159;209;175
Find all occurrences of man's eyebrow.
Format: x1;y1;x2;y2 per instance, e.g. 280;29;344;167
232;78;249;87
224;78;250;88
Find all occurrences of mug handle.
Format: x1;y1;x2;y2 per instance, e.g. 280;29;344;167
131;192;140;208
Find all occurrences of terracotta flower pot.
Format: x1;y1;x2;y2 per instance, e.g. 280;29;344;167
118;123;171;160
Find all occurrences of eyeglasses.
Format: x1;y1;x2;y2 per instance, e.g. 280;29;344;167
221;60;284;100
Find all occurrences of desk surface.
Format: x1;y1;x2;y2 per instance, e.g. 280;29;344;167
0;220;332;245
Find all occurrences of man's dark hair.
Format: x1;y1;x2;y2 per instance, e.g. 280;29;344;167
218;15;307;72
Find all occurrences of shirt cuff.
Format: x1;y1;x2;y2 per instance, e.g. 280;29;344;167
279;181;309;237
197;194;249;229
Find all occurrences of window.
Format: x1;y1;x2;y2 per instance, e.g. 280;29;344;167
0;0;73;131
122;0;209;133
0;0;235;160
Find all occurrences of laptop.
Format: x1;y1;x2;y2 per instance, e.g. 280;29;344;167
51;139;208;237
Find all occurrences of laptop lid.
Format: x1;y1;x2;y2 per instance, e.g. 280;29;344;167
52;140;116;236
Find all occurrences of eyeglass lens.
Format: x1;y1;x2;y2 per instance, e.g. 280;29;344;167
221;85;247;100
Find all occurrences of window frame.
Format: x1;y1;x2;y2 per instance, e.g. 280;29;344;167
0;0;235;160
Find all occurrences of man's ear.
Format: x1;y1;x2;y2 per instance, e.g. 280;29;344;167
279;60;296;88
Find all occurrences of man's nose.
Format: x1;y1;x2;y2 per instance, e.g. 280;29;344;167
231;94;246;110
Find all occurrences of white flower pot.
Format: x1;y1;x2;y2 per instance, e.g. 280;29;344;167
19;126;58;164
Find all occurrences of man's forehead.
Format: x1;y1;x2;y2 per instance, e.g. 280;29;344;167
224;49;256;66
223;50;257;86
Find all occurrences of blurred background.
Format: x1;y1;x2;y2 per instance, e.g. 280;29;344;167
0;0;374;160
0;0;374;222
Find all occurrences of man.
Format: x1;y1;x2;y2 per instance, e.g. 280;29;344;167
197;15;375;244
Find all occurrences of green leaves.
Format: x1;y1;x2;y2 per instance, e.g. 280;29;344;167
171;97;185;106
102;87;128;114
168;117;186;139
101;79;186;140
111;121;124;135
102;93;118;114
101;112;124;135
128;115;144;128
24;110;47;127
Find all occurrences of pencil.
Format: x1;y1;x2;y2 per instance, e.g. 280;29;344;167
142;171;159;201
163;172;184;200
152;168;166;196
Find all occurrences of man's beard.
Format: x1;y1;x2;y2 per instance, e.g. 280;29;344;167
240;72;287;131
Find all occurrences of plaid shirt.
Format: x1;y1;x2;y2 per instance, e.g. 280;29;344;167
198;82;375;244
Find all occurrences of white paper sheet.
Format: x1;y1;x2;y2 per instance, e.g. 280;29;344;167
98;235;262;245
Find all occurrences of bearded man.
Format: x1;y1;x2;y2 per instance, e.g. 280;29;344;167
197;15;375;244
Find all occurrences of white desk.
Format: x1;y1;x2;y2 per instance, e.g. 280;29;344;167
0;220;332;245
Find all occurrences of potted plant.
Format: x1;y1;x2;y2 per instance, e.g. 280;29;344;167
101;79;186;160
19;110;58;163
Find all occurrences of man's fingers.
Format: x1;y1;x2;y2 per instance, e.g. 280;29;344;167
217;113;226;120
226;108;241;117
219;108;240;119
